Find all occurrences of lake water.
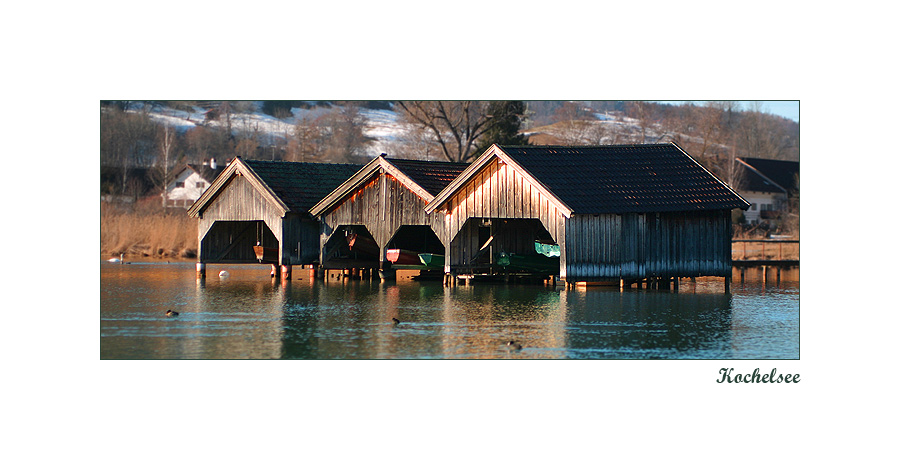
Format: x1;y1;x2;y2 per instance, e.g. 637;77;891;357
100;262;799;359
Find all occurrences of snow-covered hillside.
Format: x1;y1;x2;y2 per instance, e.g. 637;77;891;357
126;101;712;160
133;101;411;158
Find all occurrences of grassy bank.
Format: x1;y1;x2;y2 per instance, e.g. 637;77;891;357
100;201;197;259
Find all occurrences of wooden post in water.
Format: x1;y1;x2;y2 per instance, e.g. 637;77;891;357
725;273;732;293
196;262;206;279
281;264;292;281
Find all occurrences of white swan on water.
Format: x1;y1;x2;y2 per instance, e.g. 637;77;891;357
108;253;124;263
219;270;230;279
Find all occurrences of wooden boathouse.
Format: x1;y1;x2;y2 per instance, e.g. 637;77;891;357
309;154;468;278
424;143;751;288
186;157;362;278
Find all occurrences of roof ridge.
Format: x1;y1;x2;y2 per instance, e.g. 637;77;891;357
739;156;799;162
244;158;361;167
736;158;790;194
502;143;673;149
387;158;467;165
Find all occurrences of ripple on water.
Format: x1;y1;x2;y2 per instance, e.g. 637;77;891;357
101;263;799;359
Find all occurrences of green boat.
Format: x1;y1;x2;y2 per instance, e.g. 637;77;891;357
497;252;559;274
534;241;560;257
418;253;445;269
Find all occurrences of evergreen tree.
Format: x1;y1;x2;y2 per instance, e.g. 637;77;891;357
474;101;529;156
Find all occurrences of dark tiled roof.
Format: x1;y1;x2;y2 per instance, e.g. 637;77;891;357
739;157;799;193
387;158;469;196
243;160;363;212
499;144;749;214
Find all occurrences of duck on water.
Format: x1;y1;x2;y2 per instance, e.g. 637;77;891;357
506;340;523;351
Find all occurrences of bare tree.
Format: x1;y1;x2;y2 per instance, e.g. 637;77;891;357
725;141;746;191
327;103;369;161
288;104;371;164
157;124;176;210
545;102;610;145
625;101;673;143
100;105;158;195
736;102;793;159
673;101;737;157
235;138;259;158
390;124;443;160
395;101;493;162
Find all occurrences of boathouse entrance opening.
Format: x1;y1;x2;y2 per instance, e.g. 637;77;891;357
200;220;278;264
385;225;445;268
321;225;380;269
450;218;559;276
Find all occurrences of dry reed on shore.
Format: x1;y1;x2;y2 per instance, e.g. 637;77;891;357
101;203;196;258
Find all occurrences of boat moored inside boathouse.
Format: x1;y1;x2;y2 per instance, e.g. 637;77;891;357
424;143;750;288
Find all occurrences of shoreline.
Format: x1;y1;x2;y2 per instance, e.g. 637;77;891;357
101;254;195;264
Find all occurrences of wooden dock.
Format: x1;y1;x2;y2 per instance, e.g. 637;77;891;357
732;239;799;263
731;239;799;283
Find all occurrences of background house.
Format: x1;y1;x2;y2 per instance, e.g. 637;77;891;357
735;157;800;227
162;159;223;208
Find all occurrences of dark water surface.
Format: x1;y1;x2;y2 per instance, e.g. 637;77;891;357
100;262;799;359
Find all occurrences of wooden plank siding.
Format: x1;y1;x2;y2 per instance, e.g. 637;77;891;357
436;157;733;280
443;158;568;271
198;220;278;263
426;144;748;282
195;173;323;265
190;158;363;268
197;174;287;263
563;210;732;280
319;172;447;263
